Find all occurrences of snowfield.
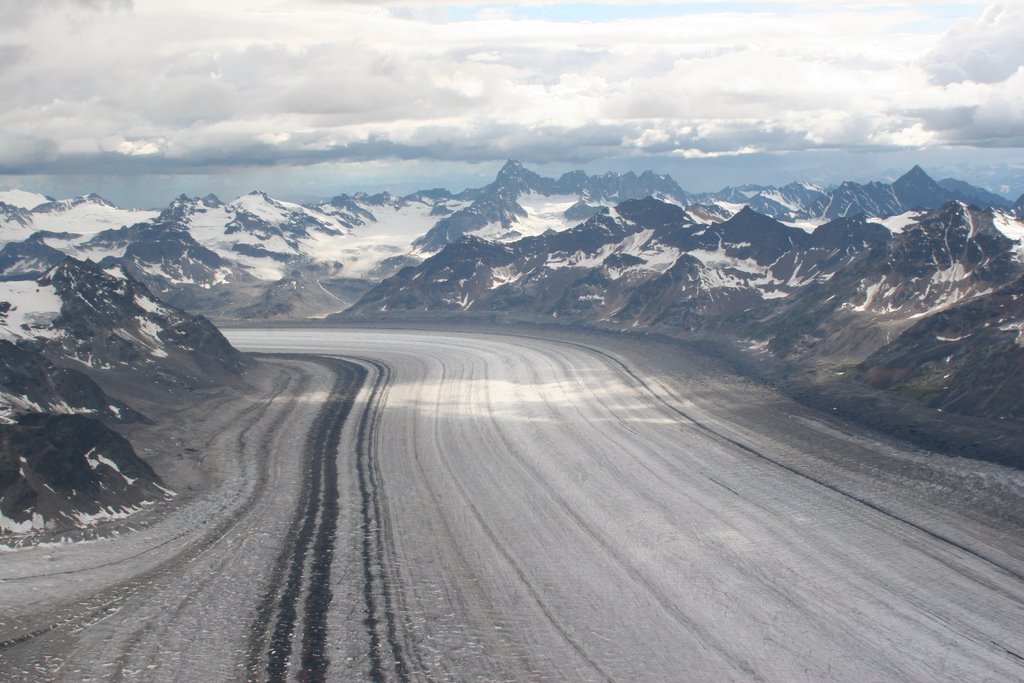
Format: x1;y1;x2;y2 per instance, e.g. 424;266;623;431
0;280;63;341
2;328;1022;681
0;190;50;211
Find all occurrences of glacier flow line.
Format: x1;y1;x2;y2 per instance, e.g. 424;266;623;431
245;357;366;683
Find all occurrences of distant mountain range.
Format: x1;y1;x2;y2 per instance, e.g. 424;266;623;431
3;162;1020;321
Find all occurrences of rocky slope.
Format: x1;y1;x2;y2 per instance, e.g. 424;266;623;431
855;274;1024;418
0;340;141;424
347;198;1024;421
1;413;170;534
0;258;249;535
29;258;250;385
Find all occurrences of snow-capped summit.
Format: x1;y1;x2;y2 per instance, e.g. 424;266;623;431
412;161;691;252
0;202;36;244
691;166;1011;224
0;189;52;211
33;193;117;213
226;191;353;245
1;193;160;244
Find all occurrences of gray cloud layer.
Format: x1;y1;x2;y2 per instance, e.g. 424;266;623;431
1;1;1021;177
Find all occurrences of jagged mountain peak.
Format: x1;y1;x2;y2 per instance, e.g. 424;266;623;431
724;204;787;227
692;166;1016;223
168;192;221;209
892;165;951;210
556;169;588;184
733;205;763;217
348;191;386;205
496;159;526;180
412;162;686;252
38;257;160;326
162;194;207;215
899;164;931;180
499;158;525;172
494;159;546;192
43;254;97;280
8;163;1020;325
638;170;669;182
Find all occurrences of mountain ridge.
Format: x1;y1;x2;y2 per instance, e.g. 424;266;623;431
2;162;1017;321
345;195;1024;425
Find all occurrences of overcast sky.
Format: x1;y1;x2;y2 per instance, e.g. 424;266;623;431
1;0;1022;206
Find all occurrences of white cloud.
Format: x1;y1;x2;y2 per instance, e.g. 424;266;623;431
0;0;1018;179
923;3;1024;84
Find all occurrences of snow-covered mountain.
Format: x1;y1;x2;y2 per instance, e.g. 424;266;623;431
347;197;1024;420
0;163;1016;321
757;202;1023;362
691;165;1013;225
8;192;160;238
0;164;692;318
0;258;249;535
413;159;689;252
0;202;35;245
0;189;52;211
1;256;247;423
350;199;890;321
694;181;829;224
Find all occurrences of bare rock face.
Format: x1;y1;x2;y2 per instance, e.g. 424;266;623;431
856;275;1024;420
0;413;171;534
0;339;143;423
